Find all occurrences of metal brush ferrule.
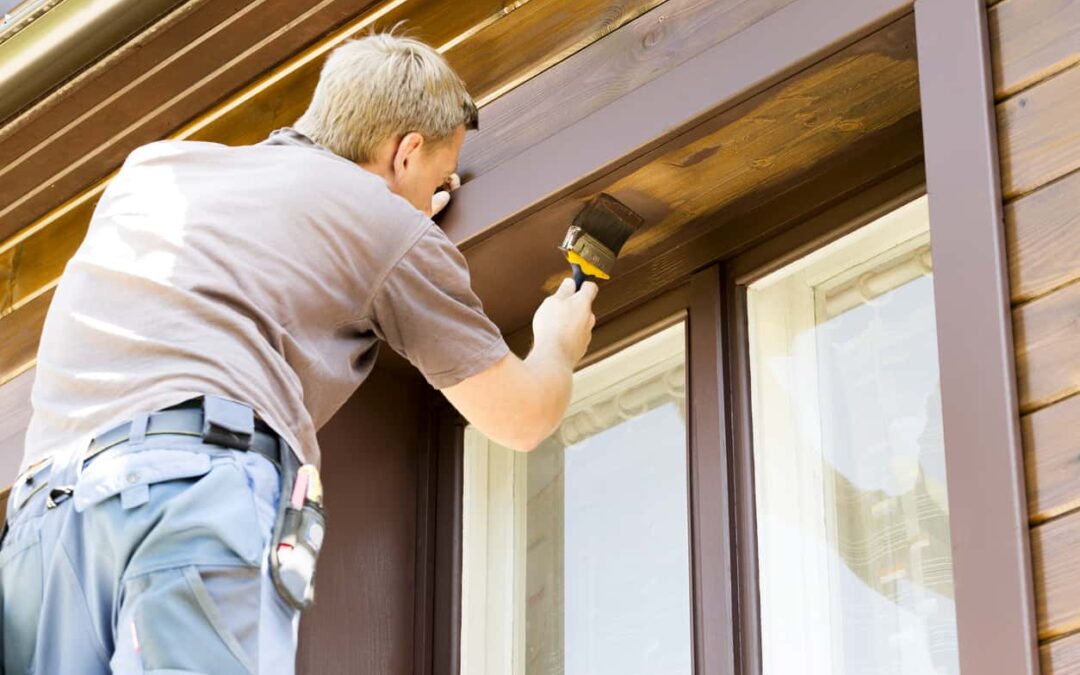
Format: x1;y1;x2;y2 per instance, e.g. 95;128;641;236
558;226;615;276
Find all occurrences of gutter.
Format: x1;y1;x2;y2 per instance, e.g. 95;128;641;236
0;0;187;124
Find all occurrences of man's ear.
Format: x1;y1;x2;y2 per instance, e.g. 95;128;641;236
392;132;425;179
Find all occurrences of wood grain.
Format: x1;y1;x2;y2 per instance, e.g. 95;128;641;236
989;0;1080;99
0;367;33;486
462;16;920;333
457;0;796;179
1013;280;1080;413
1006;168;1080;304
998;64;1080;199
1032;510;1080;640
0;289;51;387
1024;393;1080;524
1042;631;1080;675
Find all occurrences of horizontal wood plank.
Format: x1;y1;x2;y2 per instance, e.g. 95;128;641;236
1013;280;1080;413
458;0;796;179
0;289;51;387
1042;631;1080;675
998;64;1080;199
0;368;34;486
1032;509;1080;640
1024;393;1080;524
1006;168;1080;304
989;0;1080;99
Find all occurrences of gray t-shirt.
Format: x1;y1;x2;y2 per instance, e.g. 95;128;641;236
22;128;509;470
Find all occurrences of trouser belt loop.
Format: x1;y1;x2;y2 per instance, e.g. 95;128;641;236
129;411;151;446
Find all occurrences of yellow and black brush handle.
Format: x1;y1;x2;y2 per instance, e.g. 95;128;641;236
560;226;614;291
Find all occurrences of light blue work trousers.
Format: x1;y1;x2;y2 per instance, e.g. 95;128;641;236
0;435;299;674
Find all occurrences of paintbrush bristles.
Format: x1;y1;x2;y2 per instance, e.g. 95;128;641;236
571;193;643;257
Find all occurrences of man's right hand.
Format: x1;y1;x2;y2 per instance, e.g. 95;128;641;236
531;277;599;368
441;277;599;452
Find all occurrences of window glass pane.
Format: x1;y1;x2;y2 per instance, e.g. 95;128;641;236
747;196;959;675
461;323;692;675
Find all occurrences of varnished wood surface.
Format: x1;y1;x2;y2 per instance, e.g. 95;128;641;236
0;289;50;387
1024;393;1080;525
1013;280;1080;414
1043;632;1080;675
989;0;1080;99
463;15;919;333
998;63;1080;200
458;0;796;179
1033;510;1080;641
1006;168;1080;305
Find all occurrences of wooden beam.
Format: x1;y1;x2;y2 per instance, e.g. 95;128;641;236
460;14;919;333
439;0;912;246
456;0;798;179
915;0;1039;672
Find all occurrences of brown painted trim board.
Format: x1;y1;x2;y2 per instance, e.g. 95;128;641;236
439;0;914;250
687;266;738;675
914;0;1039;673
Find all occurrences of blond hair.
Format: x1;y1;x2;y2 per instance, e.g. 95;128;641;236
294;33;478;164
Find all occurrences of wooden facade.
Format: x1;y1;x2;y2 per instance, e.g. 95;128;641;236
0;0;1076;672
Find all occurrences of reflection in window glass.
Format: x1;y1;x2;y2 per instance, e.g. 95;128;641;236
461;323;692;675
748;196;959;675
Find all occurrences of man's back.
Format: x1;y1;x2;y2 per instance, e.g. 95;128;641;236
23;128;435;471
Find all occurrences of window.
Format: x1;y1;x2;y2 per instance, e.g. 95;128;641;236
746;196;960;674
461;322;693;675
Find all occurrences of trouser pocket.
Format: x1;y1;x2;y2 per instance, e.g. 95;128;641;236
113;565;261;675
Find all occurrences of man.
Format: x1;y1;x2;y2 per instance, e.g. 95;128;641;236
0;33;596;674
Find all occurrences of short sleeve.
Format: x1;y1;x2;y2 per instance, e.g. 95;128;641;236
370;225;510;389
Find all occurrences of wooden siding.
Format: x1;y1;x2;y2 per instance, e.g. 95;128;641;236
990;0;1080;667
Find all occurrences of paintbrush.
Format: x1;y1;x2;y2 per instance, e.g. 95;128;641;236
558;193;643;290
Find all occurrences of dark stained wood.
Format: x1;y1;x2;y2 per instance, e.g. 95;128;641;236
450;0;667;106
0;288;50;387
1032;510;1080;640
0;367;33;486
1013;280;1080;414
460;15;919;334
297;365;431;674
1024;393;1080;525
989;0;1080;99
1006;168;1080;305
1042;631;1080;675
998;64;1080;199
458;0;797;179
